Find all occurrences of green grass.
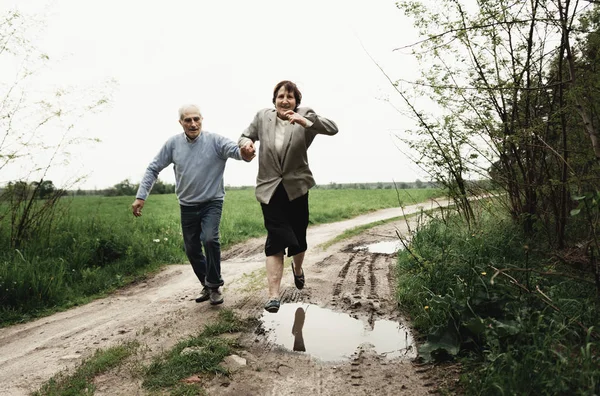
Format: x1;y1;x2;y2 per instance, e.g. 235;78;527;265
0;188;443;326
32;341;138;396
395;208;600;394
30;310;248;395
307;188;441;224
142;309;249;393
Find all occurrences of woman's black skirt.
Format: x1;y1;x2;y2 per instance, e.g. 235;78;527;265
260;183;309;257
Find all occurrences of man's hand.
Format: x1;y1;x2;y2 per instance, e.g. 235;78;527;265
283;110;308;127
132;198;145;217
241;141;256;161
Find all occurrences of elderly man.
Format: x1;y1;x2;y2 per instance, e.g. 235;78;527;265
132;104;254;305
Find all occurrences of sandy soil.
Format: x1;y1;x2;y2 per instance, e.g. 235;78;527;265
0;198;454;396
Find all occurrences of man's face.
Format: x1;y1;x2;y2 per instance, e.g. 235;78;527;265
179;108;203;139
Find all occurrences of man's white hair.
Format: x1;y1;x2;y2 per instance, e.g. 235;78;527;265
178;104;202;120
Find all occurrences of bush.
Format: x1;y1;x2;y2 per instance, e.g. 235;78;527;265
396;210;600;394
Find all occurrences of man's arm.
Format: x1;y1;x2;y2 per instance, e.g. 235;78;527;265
217;134;255;162
216;135;255;162
131;140;173;217
238;111;262;161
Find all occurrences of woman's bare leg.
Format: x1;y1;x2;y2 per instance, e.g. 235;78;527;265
292;251;305;275
266;252;284;299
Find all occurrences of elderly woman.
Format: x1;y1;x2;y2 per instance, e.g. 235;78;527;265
239;80;339;313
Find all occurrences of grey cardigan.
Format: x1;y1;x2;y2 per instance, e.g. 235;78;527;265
238;107;338;204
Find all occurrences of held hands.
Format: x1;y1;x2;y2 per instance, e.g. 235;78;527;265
241;141;256;161
283;110;308;127
131;198;145;217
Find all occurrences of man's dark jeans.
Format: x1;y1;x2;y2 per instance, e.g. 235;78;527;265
180;200;224;289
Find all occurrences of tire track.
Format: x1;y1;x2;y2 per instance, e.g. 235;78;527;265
353;258;366;295
279;286;301;304
221;241;264;261
386;259;396;296
368;254;377;298
349;347;365;388
332;252;358;297
315;254;335;268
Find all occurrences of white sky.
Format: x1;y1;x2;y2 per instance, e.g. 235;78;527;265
3;0;428;189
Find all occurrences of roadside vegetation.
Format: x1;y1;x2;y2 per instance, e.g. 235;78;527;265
392;1;600;394
142;309;250;394
396;199;600;394
32;341;139;396
0;187;442;327
32;309;250;396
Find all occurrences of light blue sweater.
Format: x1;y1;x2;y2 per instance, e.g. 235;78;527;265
136;131;243;205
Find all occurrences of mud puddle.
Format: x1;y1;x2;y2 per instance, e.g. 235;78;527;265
258;302;416;362
353;240;404;254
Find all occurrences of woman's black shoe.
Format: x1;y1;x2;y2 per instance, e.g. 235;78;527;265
291;260;305;290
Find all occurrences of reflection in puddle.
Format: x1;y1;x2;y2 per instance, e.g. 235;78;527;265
354;240;404;254
259;303;415;362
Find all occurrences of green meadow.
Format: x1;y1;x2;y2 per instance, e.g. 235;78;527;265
0;188;442;326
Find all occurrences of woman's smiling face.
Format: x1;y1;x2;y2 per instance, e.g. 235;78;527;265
274;86;296;119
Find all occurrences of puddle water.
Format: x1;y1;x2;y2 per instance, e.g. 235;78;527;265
354;240;404;254
259;303;415;362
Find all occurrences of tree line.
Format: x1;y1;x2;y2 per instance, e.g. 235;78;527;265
0;179;177;198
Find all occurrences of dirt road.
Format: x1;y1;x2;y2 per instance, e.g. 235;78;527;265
0;199;450;395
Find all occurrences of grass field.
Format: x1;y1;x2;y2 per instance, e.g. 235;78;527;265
0;188;443;326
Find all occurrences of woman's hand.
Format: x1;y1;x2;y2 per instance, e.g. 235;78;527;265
283;110;308;127
241;141;256;161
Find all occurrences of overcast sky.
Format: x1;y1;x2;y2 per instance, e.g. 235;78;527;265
3;0;427;189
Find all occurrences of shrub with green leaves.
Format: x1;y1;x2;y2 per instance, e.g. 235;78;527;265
396;210;600;394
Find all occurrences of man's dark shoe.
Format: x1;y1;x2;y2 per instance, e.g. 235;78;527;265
195;287;210;303
209;288;224;305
